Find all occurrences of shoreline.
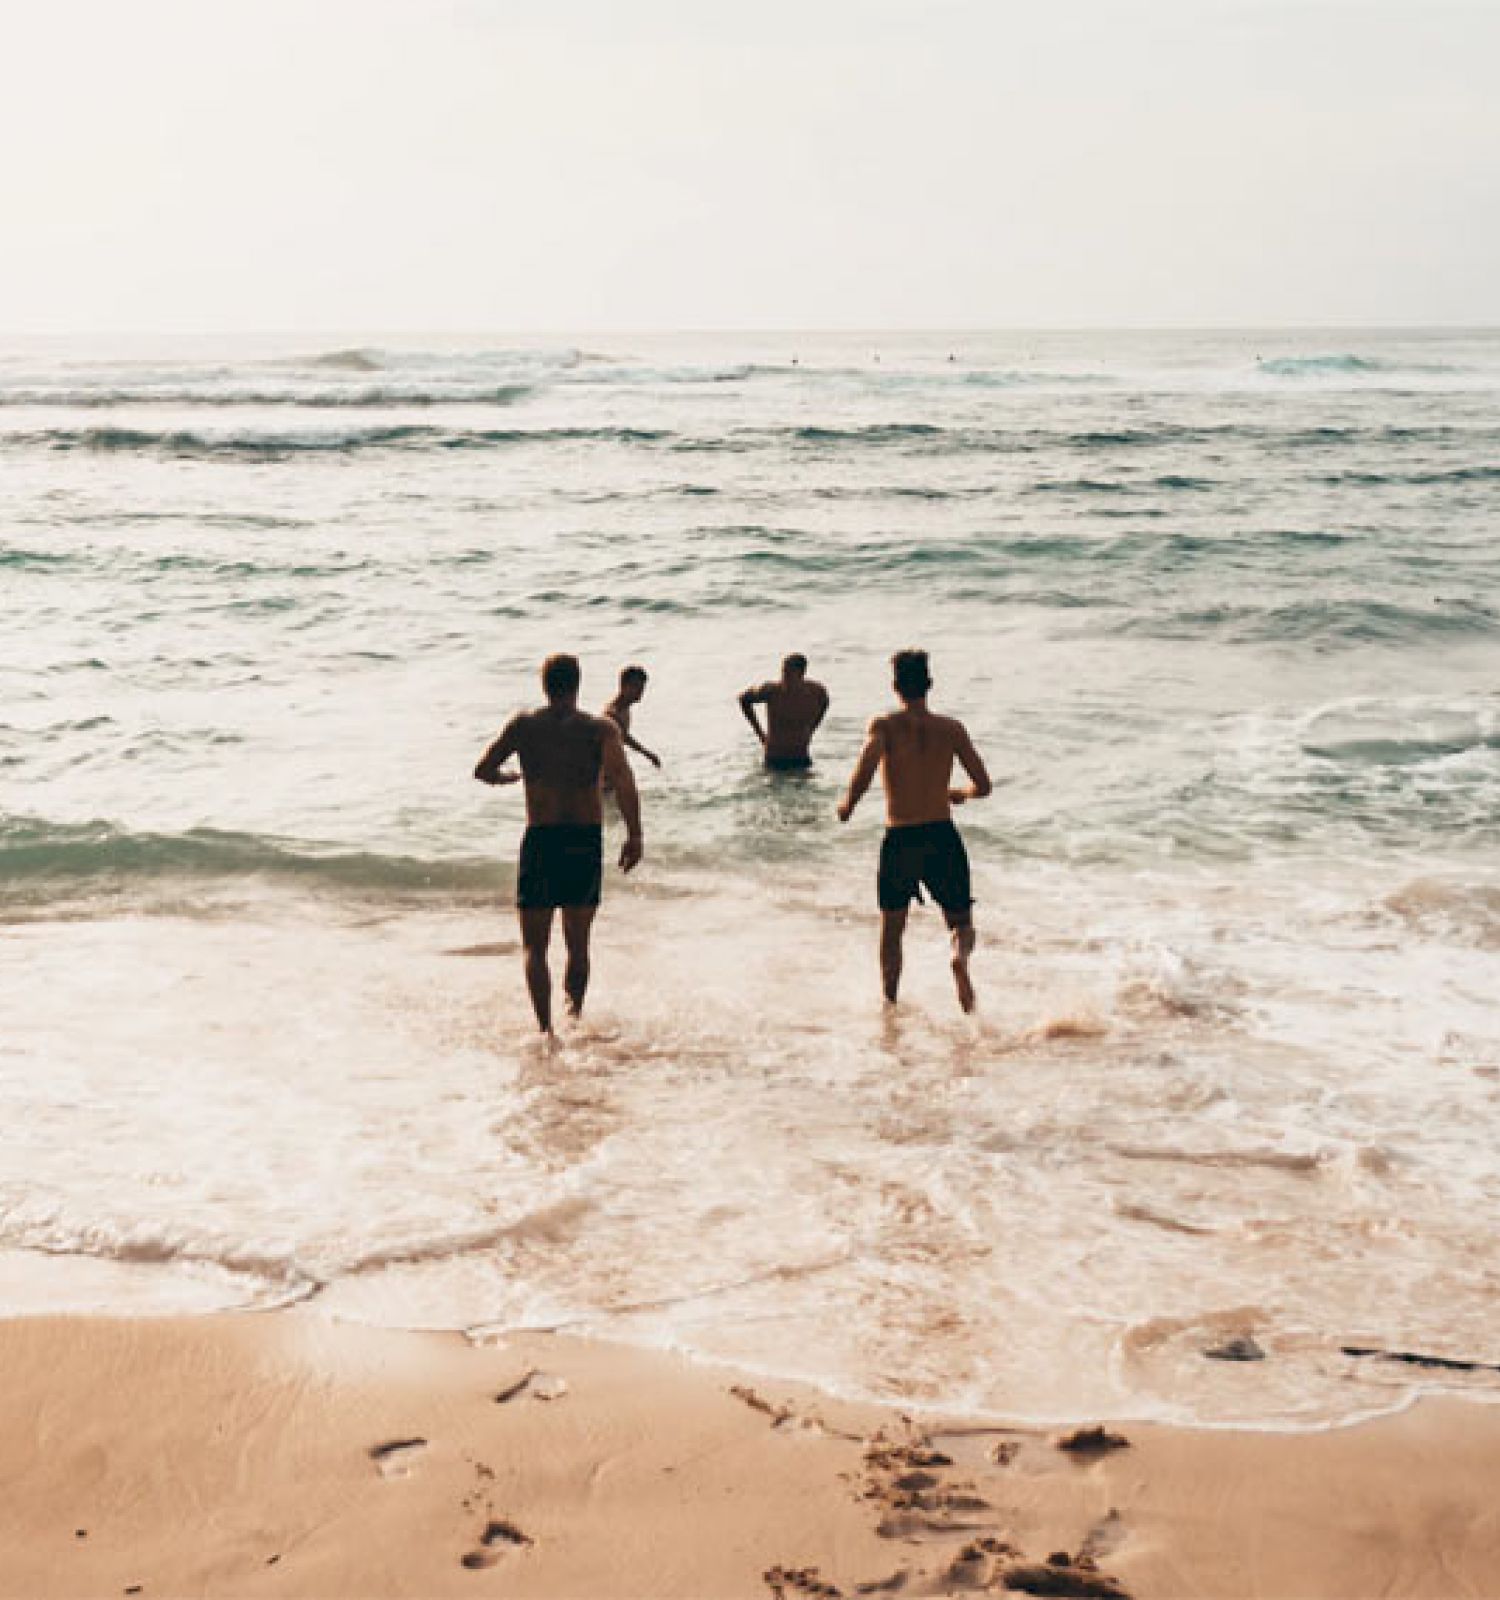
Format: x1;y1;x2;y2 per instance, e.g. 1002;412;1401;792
6;1311;1500;1598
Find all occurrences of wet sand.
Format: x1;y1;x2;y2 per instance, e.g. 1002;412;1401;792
4;1312;1500;1598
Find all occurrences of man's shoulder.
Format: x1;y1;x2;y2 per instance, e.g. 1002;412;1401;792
519;708;610;739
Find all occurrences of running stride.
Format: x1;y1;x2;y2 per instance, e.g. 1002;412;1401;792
837;649;992;1012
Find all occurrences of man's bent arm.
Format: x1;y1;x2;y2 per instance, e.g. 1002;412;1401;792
738;686;768;746
951;724;993;803
837;721;885;822
600;725;644;869
474;718;521;785
810;685;830;736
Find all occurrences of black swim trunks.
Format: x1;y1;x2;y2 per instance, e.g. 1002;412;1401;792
765;753;813;772
877;820;973;916
516;824;603;909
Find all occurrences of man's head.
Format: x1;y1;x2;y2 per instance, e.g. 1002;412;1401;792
618;664;648;705
892;648;932;704
541;652;582;705
781;652;808;681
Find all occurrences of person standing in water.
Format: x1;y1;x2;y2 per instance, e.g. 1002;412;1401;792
603;664;661;771
474;654;643;1034
738;653;830;770
836;649;992;1012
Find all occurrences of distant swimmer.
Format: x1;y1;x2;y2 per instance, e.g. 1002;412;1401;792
602;664;661;771
738;653;830;770
474;654;643;1034
836;649;992;1012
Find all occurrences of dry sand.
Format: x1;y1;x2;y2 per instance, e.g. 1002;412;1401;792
2;1312;1499;1598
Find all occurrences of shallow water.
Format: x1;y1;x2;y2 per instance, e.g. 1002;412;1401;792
3;329;1499;1426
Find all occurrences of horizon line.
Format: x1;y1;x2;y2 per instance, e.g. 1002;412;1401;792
3;321;1499;341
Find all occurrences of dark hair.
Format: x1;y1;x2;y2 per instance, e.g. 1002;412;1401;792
541;653;581;699
620;664;648;686
782;653;808;677
892;648;931;701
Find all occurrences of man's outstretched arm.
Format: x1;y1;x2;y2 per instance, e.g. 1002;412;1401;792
837;720;885;822
474;717;522;785
622;729;662;769
949;723;992;805
600;724;644;870
737;685;769;747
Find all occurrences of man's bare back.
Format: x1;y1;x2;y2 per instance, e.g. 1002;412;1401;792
869;707;985;827
482;706;615;825
739;654;829;767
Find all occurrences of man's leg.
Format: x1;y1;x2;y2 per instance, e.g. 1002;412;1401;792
879;909;908;1004
945;910;977;1014
560;905;597;1019
519;907;555;1033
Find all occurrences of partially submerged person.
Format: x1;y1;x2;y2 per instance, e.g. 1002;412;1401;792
474;653;643;1034
603;664;661;771
836;649;992;1013
738;653;830;770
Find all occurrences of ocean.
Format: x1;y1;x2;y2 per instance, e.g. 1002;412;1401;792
4;328;1499;1429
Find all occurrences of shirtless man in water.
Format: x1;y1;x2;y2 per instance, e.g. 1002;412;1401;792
603;664;661;771
837;649;992;1012
738;653;830;769
474;653;643;1034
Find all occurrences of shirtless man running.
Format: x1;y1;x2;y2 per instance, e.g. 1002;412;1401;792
836;649;992;1012
474;653;643;1034
738;653;830;769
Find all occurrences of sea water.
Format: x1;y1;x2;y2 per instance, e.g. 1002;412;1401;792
3;329;1499;1427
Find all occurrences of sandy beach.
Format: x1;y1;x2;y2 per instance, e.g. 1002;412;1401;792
4;1312;1499;1599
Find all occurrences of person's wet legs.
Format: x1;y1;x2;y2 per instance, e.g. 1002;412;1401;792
945;910;976;1013
519;907;555;1032
561;905;597;1019
879;908;908;1004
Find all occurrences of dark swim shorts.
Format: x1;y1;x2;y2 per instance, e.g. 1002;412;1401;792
877;820;973;916
765;753;813;772
517;824;603;909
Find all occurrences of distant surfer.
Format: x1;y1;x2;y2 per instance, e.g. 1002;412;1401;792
474;654;643;1034
738;654;830;770
602;664;661;771
836;649;992;1012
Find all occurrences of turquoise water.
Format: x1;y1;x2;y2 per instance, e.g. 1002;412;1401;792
4;330;1499;1426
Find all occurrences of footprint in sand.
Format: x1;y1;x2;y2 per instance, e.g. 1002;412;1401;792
1054;1426;1131;1462
728;1384;853;1441
1078;1510;1127;1565
940;1535;1019;1591
859;1436;994;1543
852;1572;909;1595
369;1438;428;1479
494;1369;569;1404
460;1519;533;1570
763;1564;843;1598
1002;1551;1132;1599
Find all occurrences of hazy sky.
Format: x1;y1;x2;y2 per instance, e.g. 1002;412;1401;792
1;0;1496;331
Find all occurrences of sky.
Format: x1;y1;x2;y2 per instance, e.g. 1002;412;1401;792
0;0;1496;331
